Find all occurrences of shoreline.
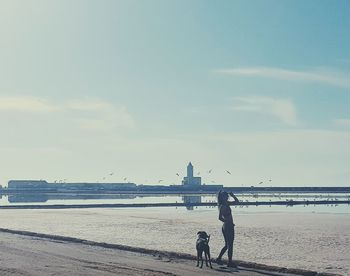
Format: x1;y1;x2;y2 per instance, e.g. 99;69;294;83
0;228;339;276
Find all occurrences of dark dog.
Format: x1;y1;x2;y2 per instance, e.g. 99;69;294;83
196;231;213;269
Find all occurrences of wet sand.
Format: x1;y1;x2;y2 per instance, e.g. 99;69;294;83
0;230;302;276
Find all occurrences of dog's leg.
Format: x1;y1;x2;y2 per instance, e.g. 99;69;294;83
200;251;204;268
196;252;200;267
205;251;209;267
207;248;213;269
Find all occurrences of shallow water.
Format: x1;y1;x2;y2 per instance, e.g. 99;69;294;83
0;204;349;275
1;192;349;208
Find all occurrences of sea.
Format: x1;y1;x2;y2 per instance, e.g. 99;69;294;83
0;192;349;275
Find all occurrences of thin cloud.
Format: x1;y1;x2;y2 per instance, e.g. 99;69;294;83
73;110;134;131
0;96;58;112
66;99;112;111
215;67;350;88
66;98;134;130
231;96;299;126
0;96;134;130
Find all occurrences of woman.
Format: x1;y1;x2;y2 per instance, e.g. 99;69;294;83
216;190;239;267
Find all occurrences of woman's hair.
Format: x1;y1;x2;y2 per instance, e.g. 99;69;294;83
217;190;228;206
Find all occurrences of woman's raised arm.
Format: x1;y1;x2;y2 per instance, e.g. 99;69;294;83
229;192;239;203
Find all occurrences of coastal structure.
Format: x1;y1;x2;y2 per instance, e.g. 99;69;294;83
182;162;201;186
4;177;350;194
7;180;136;191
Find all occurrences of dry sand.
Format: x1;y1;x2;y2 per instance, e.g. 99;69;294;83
0;230;301;276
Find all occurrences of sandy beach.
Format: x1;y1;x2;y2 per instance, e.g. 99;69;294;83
0;207;348;275
0;230;306;276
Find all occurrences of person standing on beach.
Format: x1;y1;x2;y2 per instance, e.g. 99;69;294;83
216;190;239;267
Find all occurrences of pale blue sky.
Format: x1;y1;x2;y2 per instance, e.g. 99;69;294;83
1;0;350;186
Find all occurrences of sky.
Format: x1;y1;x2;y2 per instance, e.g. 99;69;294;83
1;0;350;187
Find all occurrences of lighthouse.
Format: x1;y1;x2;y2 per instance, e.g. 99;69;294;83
187;162;194;178
182;162;201;186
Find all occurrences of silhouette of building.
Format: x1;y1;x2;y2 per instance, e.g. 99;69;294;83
182;162;201;186
7;180;136;191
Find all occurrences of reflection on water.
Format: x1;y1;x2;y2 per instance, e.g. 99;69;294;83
182;195;201;210
0;192;349;214
7;193;136;203
6;193;205;211
9;194;48;203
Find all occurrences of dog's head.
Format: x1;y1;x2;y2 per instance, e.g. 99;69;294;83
197;231;210;240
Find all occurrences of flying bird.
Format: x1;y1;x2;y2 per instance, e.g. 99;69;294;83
226;170;231;175
176;173;180;176
123;177;127;181
109;173;114;176
208;169;212;174
259;181;263;185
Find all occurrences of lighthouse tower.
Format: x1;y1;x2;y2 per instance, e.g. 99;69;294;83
187;162;193;178
182;162;201;186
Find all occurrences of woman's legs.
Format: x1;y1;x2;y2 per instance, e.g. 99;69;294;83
227;228;235;263
217;245;227;261
216;227;227;261
218;225;235;265
227;227;235;264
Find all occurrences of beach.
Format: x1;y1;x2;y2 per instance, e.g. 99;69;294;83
0;230;303;276
0;206;348;275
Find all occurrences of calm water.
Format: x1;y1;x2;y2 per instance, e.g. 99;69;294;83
1;192;350;204
1;192;349;213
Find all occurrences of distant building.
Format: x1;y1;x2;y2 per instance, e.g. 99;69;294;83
7;180;136;191
182;162;201;186
8;180;48;189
